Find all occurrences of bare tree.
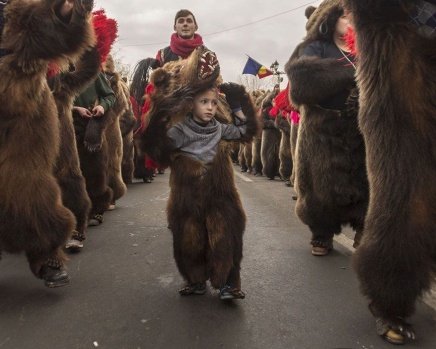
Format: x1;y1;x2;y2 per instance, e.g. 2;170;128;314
237;74;278;92
110;48;131;80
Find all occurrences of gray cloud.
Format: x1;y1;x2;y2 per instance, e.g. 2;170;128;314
101;0;322;87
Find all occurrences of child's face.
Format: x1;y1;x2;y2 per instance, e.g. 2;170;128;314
192;89;218;123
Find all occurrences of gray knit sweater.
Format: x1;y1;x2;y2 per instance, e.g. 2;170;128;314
167;114;246;163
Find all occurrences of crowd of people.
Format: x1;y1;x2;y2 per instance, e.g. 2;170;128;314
1;0;435;345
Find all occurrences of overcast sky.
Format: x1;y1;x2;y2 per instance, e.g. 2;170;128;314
101;0;322;88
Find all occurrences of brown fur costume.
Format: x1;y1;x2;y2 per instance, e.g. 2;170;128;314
344;0;436;342
101;55;129;201
285;0;369;251
0;0;94;278
251;92;266;176
260;91;281;180
275;112;293;186
50;47;101;242
73;76;116;221
119;82;136;184
142;46;259;290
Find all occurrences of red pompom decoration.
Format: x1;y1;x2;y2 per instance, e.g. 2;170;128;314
93;9;118;63
344;26;357;57
273;83;293;114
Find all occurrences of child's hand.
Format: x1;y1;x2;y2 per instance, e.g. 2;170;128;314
92;105;105;117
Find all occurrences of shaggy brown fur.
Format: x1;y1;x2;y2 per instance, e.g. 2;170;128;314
344;0;436;340
250;92;266;176
285;0;369;250
73;74;116;218
118;83;136;184
286;57;368;244
50;47;101;242
142;47;258;289
275;112;293;185
260;91;281;180
0;0;94;277
102;56;129;201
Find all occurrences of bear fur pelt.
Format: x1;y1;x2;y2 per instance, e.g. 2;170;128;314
274;111;293;186
0;0;94;278
142;46;259;289
260;90;281;180
285;0;369;252
343;0;436;342
102;55;136;185
118;80;136;185
251;92;266;176
130;57;160;183
50;46;101;243
101;55;128;201
73;93;116;218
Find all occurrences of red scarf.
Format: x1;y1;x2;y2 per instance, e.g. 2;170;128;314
169;33;204;59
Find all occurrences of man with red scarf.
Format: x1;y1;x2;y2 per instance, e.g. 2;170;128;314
140;9;205;178
155;9;204;66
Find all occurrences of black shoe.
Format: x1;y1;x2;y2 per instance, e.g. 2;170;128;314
40;266;70;288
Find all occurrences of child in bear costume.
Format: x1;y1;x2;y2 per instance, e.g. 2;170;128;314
142;46;258;299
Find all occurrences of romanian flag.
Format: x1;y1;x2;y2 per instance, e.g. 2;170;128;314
242;56;273;79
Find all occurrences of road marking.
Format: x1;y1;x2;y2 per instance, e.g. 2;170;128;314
233;169;253;182
334;234;436;311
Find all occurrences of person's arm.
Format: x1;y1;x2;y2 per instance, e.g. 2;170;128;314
219;82;259;142
73;106;93;118
93;72;116;117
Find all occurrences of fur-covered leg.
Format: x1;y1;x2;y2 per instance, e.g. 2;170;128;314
57;173;91;240
121;131;135;184
206;212;236;289
369;301;415;345
238;144;247;171
106;117;127;202
309;225;339;256
78;141;113;218
244;141;253;173
252;135;263;176
170;217;208;284
26;247;69;288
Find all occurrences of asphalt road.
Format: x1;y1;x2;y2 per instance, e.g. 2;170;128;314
1;166;435;349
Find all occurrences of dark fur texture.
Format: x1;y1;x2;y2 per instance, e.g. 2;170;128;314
0;0;94;276
289;120;299;185
74;108;115;216
285;46;368;246
103;55;135;187
73;76;118;216
119;85;136;184
344;0;436;334
51;47;100;240
104;74;127;201
275;112;293;183
260;91;281;180
143;48;258;289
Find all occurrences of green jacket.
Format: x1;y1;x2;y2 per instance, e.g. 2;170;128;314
74;71;115;112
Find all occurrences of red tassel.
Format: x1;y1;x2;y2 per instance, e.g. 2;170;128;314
93;9;118;64
269;106;279;118
46;63;59;78
344;26;358;57
273;83;293;113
